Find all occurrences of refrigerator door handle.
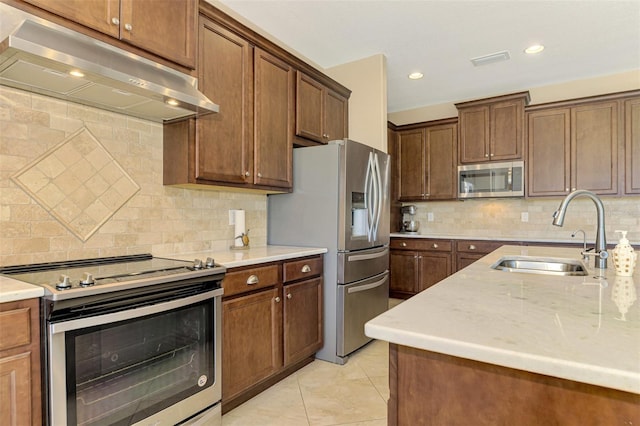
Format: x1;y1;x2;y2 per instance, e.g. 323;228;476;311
365;152;376;242
347;248;389;262
347;276;388;294
371;153;382;241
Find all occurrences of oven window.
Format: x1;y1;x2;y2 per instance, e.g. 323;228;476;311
65;299;214;426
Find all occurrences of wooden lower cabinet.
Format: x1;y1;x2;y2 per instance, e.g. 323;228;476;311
388;344;640;426
390;238;453;299
221;255;323;413
455;240;511;271
0;298;41;426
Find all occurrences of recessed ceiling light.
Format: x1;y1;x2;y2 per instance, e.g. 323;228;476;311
408;72;424;80
525;44;545;54
69;70;85;78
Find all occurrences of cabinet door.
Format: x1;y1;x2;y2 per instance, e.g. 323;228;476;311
572;101;619;195
390;251;419;298
459;106;490;163
626;97;640;194
295;72;324;143
196;18;253;185
397;129;425;200
490;99;524;161
324;89;348;142
417;252;452;292
22;0;120;37
527;108;571;197
254;48;294;189
0;353;33;426
425;123;457;200
283;278;323;365
222;287;283;402
120;0;197;68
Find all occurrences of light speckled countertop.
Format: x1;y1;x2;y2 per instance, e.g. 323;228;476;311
0;275;44;303
365;244;640;394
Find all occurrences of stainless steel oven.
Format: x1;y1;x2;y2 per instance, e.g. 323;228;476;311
0;254;225;426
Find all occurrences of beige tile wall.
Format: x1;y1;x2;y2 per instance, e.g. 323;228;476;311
0;87;267;266
405;197;640;244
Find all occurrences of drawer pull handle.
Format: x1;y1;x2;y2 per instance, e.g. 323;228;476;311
246;275;259;285
469;245;476;250
401;242;407;247
301;264;311;273
432;243;439;249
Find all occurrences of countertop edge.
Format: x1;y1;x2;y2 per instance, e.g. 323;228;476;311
0;276;44;303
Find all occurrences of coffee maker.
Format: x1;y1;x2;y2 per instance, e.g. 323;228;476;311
401;205;420;233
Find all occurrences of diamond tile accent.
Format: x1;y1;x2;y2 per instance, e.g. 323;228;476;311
12;127;140;241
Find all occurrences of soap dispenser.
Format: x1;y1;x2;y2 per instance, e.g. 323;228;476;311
612;230;637;276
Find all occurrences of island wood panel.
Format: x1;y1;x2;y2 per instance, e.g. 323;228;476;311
388;344;640;426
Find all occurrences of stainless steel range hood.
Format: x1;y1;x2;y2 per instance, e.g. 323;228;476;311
0;6;218;123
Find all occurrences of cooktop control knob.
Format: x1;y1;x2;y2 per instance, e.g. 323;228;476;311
193;259;203;269
56;274;72;290
79;272;95;287
205;257;215;268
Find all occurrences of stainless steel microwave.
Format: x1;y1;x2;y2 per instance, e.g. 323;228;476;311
458;161;524;198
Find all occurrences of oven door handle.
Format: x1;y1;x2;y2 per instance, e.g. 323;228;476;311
50;288;223;334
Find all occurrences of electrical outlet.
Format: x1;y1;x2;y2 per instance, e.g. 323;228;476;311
229;210;236;225
521;212;529;222
427;212;434;222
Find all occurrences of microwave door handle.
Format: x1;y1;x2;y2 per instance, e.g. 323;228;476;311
507;166;513;190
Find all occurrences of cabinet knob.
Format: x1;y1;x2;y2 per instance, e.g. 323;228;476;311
275;296;281;303
124;23;133;31
401;242;407;247
565;187;569;191
485;154;489;157
244;171;250;177
257;172;262;178
571;187;576;191
287;293;292;299
432;243;439;248
246;275;259;285
469;245;476;250
301;264;311;273
490;153;494;157
111;17;120;25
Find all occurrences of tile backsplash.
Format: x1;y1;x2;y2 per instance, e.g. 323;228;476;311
1;87;267;266
403;197;640;244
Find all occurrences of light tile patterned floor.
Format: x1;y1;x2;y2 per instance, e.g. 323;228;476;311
221;338;389;426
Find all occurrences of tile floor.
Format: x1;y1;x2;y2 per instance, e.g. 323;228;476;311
221;338;389;426
221;299;404;426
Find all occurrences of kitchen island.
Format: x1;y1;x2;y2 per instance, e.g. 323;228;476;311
366;245;639;425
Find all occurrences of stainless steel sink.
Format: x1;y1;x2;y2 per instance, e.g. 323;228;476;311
490;256;589;276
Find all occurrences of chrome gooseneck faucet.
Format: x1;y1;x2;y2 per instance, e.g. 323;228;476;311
552;190;608;269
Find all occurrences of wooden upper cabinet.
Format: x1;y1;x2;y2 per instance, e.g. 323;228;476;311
625;97;640;194
21;0;197;68
296;71;348;144
396;119;457;201
397;128;425;200
527;108;571;197
457;92;529;163
254;48;294;189
527;99;619;197
195;17;253;185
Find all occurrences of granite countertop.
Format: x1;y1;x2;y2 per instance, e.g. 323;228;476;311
365;244;640;394
390;232;640;246
166;245;327;269
0;275;44;303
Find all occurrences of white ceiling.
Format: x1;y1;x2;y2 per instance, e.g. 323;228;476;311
216;0;640;113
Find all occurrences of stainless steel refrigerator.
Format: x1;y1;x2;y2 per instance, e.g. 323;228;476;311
268;139;390;364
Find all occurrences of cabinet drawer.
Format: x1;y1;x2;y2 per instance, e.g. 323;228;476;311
283;256;323;283
391;238;452;252
223;264;281;297
455;240;506;254
0;307;31;351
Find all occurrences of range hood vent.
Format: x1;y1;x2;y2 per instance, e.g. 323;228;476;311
0;14;219;123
